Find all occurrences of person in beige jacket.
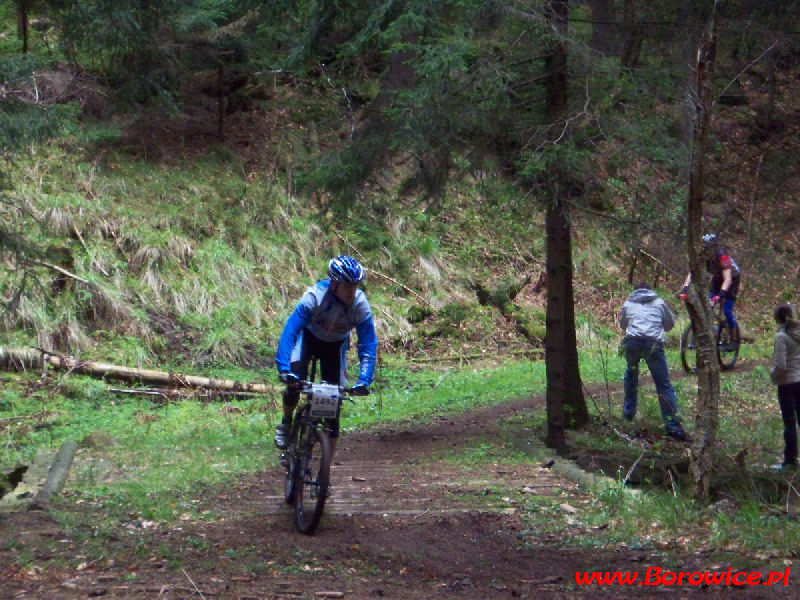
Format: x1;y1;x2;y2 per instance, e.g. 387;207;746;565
770;303;800;469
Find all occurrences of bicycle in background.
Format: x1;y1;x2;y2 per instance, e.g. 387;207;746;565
680;301;738;374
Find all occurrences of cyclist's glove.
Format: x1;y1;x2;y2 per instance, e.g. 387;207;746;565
678;286;688;301
280;372;300;386
350;383;370;396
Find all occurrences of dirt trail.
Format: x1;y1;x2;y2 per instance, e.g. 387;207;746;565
1;393;794;599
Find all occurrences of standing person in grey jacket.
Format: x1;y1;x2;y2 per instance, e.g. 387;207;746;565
770;303;800;469
620;282;687;441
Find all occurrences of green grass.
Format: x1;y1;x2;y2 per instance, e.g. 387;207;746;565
550;338;800;558
1;358;545;520
0;85;792;566
346;359;546;430
2;338;799;562
2;140;552;368
570;474;800;559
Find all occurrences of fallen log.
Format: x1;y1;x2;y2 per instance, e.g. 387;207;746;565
44;353;274;393
108;387;266;401
0;347;275;394
28;439;78;510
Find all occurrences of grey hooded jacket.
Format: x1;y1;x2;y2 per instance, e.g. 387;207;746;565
619;287;675;344
771;323;800;386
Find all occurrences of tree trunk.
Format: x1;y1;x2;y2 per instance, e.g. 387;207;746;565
759;51;778;131
17;0;29;54
544;0;568;121
545;200;589;451
620;0;643;68
543;0;588;452
686;11;720;500
587;0;618;56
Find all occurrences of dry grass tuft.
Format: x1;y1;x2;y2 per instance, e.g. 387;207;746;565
41;317;90;354
130;245;164;273
81;281;146;337
139;267;165;298
43;207;75;235
167;237;194;266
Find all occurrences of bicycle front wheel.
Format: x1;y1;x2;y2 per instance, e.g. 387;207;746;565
294;426;331;535
283;434;298;506
283;406;309;505
716;323;738;370
680;324;697;374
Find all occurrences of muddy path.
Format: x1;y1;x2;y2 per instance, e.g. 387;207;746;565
1;382;794;599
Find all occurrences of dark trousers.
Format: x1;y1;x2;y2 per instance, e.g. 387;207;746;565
778;381;800;464
623;338;683;435
283;329;345;437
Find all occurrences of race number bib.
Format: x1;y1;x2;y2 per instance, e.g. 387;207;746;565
309;383;341;419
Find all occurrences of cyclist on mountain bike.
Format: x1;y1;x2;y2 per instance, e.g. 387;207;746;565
274;255;378;454
680;233;741;349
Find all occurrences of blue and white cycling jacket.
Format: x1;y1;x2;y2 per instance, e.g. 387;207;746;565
275;280;378;385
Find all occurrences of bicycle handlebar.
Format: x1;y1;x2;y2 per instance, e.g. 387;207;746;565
678;294;723;308
284;380;370;396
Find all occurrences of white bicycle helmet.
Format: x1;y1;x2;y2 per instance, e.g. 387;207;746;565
702;233;718;247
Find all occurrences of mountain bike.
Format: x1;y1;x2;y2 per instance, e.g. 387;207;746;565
680;301;738;374
280;367;365;535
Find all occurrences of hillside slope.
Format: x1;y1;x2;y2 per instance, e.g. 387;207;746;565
1;58;799;372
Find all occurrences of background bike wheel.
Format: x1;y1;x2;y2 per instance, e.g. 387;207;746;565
680;325;697;374
294;429;331;535
716;324;738;370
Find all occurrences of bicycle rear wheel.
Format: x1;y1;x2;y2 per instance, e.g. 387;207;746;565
680;324;697;374
294;426;331;535
716;323;738;370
